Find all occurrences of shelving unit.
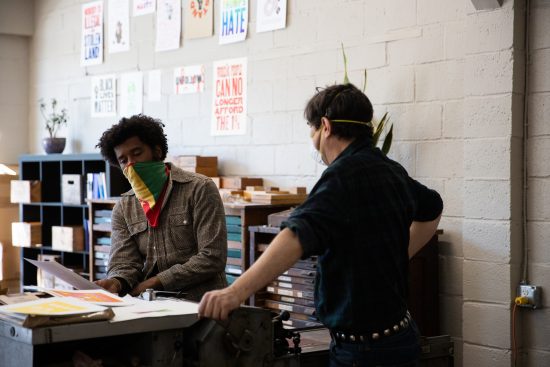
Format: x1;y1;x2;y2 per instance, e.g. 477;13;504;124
222;202;294;303
249;225;442;335
17;153;129;289
88;198;119;281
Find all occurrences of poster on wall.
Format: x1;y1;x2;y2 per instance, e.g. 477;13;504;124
81;1;104;66
133;0;156;16
174;65;205;94
256;0;286;33
120;72;143;117
156;0;181;51
184;0;213;39
91;75;117;117
211;58;247;136
108;0;130;53
219;0;248;45
148;69;162;101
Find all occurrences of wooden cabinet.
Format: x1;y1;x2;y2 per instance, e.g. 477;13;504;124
17;154;129;289
249;225;441;336
222;203;294;300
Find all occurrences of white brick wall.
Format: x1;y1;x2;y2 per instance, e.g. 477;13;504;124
22;1;550;366
0;35;29;164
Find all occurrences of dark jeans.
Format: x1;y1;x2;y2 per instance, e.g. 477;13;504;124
329;319;421;367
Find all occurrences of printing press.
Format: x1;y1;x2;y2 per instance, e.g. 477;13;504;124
0;304;328;367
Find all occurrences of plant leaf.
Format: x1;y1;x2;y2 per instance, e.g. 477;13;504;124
341;43;350;85
372;112;388;146
381;124;393;155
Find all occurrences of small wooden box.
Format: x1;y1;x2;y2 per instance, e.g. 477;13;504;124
36;254;60;289
10;180;41;204
175;156;217;167
52;226;84;252
182;166;218;177
62;174;84;205
221;177;264;190
11;222;42;248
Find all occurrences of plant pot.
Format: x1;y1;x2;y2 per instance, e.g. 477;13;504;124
42;137;66;154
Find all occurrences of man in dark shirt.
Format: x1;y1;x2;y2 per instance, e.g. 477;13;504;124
199;83;443;366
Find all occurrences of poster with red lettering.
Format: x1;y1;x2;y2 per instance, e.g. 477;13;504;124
174;65;205;94
81;1;104;66
211;58;248;136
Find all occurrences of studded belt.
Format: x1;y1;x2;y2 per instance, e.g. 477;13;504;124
331;311;412;343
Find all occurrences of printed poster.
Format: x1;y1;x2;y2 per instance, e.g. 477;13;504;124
211;58;247;136
156;0;181;51
148;69;162;101
174;65;205;94
219;0;248;45
0;297;106;316
108;0;130;53
46;289;130;306
120;71;143;116
133;0;156;16
184;0;213;39
256;0;286;33
81;1;104;66
91;74;117;117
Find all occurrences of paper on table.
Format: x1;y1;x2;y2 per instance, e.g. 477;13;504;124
110;297;199;323
0;297;107;316
25;258;102;290
45;289;131;307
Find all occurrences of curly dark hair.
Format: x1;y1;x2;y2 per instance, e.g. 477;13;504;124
304;83;374;142
96;114;168;167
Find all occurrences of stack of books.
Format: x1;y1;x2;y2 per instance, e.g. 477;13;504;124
224;215;243;285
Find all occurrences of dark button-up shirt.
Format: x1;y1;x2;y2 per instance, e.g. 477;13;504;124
282;139;443;332
108;164;228;301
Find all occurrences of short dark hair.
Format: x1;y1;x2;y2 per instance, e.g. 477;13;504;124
96;114;168;167
304;83;374;142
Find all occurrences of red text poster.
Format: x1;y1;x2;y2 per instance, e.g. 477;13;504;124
211;58;247;136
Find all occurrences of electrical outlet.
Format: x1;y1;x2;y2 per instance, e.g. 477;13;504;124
516;284;542;309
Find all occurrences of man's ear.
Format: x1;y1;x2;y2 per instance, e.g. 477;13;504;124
320;117;333;137
153;146;163;161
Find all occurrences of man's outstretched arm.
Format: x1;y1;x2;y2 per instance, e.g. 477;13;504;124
198;228;303;321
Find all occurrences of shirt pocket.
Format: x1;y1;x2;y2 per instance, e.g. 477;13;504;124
128;219;149;254
168;212;196;258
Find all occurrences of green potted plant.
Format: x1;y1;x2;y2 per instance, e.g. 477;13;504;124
39;98;68;154
341;44;393;154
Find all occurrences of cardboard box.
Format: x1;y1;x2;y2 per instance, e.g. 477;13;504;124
52;226;84;252
0;206;19;281
220;177;264;190
36;254;59;289
0;168;18;206
182;166;218;177
175;156;217;167
10;180;41;204
211;177;220;188
62;174;84;205
11;222;42;248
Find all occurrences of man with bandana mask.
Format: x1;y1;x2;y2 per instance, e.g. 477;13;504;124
199;83;443;366
95;115;227;301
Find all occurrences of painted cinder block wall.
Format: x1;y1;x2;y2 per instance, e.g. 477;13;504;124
8;0;548;366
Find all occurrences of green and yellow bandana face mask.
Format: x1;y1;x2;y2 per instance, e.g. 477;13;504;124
123;161;170;227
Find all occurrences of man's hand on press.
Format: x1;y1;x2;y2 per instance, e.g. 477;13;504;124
129;276;163;297
198;285;243;321
94;278;121;294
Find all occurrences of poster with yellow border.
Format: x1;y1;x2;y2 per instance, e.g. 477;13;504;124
0;297;106;316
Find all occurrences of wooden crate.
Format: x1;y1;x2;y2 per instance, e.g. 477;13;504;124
221;177;263;190
11;222;42;248
52;226;85;252
10;180;41;204
62;174;84;205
